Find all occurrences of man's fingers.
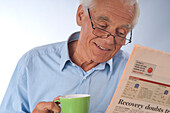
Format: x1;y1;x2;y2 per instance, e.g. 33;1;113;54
53;96;61;104
44;102;61;113
53;96;60;102
32;101;61;113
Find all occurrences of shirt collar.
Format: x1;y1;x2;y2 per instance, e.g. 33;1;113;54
94;50;122;72
107;50;125;72
59;31;122;72
92;57;113;72
60;31;80;71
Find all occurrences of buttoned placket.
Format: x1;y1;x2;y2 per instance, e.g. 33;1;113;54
70;62;109;95
76;68;100;94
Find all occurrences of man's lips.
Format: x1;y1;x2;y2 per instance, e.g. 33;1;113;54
94;43;111;51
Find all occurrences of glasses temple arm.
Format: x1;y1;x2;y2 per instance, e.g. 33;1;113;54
87;8;95;29
129;30;132;43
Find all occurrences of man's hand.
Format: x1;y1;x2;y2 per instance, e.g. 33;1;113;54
32;96;61;113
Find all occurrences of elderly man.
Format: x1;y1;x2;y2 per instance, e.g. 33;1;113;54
0;0;140;112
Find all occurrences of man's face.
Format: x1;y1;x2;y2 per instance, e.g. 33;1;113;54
78;0;135;63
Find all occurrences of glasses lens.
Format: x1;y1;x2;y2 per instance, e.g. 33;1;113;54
93;27;109;37
115;32;131;45
115;36;126;45
93;28;131;45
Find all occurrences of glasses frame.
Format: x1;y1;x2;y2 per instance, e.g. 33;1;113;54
87;8;132;45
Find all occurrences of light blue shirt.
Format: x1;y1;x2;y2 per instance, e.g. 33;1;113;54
0;32;129;113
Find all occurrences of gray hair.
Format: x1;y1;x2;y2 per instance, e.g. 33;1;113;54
79;0;140;29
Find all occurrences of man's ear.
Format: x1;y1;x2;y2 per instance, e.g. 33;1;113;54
76;5;85;26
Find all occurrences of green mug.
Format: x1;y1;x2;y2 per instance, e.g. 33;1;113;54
54;94;90;113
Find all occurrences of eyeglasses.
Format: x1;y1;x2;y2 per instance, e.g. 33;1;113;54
87;8;132;45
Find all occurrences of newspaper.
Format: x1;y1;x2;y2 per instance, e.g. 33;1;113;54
106;44;170;113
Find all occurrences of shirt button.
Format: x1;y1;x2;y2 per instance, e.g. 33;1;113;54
83;77;87;80
72;63;76;66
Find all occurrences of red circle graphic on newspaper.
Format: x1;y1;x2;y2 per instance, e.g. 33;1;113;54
147;67;153;73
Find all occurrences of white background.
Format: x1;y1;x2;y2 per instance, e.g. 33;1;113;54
0;0;170;104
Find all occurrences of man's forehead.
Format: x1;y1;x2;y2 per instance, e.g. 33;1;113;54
92;0;135;22
96;15;132;29
96;16;111;22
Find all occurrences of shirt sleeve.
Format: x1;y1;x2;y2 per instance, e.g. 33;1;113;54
0;54;30;113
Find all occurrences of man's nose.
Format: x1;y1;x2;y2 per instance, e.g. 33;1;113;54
104;34;116;44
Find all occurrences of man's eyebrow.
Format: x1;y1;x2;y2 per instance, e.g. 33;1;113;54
97;16;111;23
121;24;132;29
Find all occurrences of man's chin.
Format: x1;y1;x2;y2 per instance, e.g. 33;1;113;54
92;57;110;64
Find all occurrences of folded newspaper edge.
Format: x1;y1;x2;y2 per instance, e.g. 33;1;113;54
106;44;170;113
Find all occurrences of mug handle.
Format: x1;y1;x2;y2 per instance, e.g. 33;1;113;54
54;99;61;104
54;100;61;113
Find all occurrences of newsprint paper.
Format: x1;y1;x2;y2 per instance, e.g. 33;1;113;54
106;44;170;113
